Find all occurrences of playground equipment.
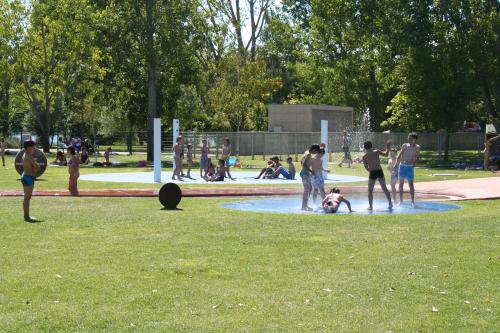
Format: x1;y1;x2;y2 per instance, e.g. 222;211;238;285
14;149;47;178
159;183;182;209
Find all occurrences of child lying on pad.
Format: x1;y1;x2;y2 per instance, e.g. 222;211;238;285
322;188;353;214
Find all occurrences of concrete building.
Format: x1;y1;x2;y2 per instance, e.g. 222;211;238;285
267;104;354;132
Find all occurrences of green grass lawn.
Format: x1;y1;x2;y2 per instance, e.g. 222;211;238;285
0;196;498;332
0;151;496;191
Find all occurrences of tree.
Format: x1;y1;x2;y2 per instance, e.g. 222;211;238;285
0;0;24;136
207;55;281;132
204;0;273;61
13;0;103;152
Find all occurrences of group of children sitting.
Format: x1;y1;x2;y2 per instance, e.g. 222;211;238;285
52;147;90;166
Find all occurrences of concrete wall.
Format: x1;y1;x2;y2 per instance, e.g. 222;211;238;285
311;108;353;132
267;105;312;132
267;104;353;132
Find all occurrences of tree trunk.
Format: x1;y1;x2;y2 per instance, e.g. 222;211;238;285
368;68;383;131
146;0;157;161
444;131;450;162
31;98;51;153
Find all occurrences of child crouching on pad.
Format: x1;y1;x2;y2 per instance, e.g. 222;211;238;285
322;188;353;214
204;158;216;181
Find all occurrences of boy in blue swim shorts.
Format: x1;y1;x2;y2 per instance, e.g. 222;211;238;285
21;140;40;222
397;133;421;206
311;149;329;201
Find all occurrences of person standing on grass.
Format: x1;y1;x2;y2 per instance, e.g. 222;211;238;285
338;130;353;168
21;140;40;222
397;133;421;206
362;140;393;210
1;137;6;167
300;144;321;211
67;146;80;196
387;147;399;205
221;137;235;180
172;135;184;180
103;147;112;166
200;139;209;178
483;133;500;171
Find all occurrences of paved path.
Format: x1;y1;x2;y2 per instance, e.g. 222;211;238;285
0;177;499;200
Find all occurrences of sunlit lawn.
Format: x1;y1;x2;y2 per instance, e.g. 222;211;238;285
0;196;498;332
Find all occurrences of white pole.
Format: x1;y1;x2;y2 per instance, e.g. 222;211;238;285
321;120;328;180
154;118;162;183
172;119;179;171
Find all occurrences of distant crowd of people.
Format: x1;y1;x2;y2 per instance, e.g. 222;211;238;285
172;136;238;182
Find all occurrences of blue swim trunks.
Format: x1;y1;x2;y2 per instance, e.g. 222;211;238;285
311;174;325;189
398;164;414;181
21;173;35;187
200;155;208;169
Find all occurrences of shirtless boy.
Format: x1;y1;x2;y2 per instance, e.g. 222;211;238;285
311;149;329;201
362;140;393;210
172;136;184;180
21;141;40;222
200;139;209;178
387;147;399;204
322;188;353;214
186;143;194;179
300;145;321;211
397;133;421;206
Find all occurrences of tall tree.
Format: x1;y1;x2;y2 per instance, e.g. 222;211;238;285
13;0;102;152
204;0;272;61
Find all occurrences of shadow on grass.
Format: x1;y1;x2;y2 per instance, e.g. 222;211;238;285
25;219;43;224
161;207;184;211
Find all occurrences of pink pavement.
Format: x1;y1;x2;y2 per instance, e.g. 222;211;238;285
0;176;499;200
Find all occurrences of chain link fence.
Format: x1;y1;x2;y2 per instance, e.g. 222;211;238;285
4;131;486;158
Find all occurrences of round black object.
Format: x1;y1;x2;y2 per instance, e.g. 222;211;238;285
15;149;48;178
159;183;182;209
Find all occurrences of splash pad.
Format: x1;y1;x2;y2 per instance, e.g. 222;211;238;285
80;171;366;185
221;195;461;215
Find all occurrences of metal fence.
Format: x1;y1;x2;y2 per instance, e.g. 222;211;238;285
4;131;486;157
168;131;485;157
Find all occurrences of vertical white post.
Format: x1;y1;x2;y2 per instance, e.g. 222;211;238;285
154;118;162;183
172;119;180;170
321;120;328;180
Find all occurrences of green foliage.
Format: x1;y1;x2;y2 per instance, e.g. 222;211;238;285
0;0;499;140
207;55;282;131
